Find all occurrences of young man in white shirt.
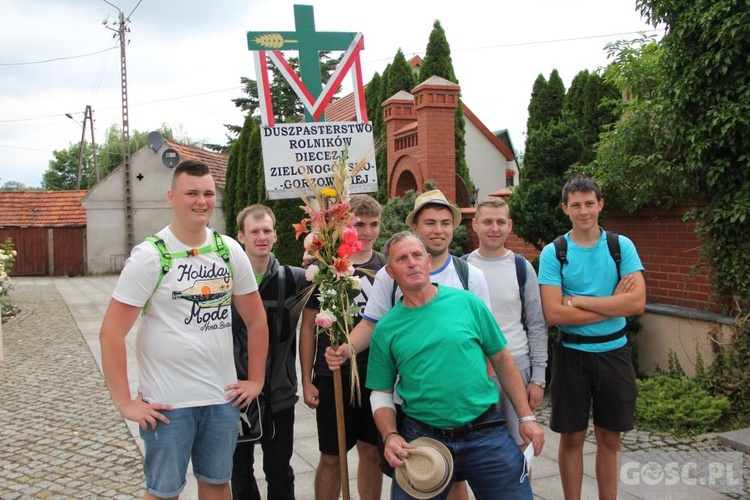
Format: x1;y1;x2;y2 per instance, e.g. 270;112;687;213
100;160;268;500
466;196;548;449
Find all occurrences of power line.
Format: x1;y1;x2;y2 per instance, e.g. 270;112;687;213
367;28;664;65
126;0;144;21
452;28;664;52
0;47;117;66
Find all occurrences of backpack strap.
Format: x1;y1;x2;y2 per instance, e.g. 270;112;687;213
451;255;470;291
144;235;172;313
513;253;528;332
605;231;621;282
143;230;233;314
211;229;233;280
553;231;622;288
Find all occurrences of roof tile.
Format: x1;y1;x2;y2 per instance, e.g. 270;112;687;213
0;190;87;228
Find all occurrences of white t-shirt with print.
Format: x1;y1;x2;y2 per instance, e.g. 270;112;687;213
113;226;256;408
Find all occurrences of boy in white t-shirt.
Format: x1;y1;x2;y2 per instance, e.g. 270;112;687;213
99;160;268;500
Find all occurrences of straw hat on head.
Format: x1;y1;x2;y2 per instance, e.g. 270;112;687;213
405;190;462;229
395;437;454;499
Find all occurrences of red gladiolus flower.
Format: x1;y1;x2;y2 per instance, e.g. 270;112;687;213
337;243;353;259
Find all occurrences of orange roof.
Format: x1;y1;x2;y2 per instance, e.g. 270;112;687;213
0;190;87;228
164;139;228;189
325;94;357;122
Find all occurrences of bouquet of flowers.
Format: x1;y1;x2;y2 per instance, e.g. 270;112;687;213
294;152;370;400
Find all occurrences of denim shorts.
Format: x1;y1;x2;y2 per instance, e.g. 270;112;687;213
139;402;239;498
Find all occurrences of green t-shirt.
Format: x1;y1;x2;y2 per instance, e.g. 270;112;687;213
366;285;506;428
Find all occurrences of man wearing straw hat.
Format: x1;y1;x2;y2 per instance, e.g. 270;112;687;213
367;231;544;499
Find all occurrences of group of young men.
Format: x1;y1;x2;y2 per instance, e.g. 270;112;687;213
99;159;645;500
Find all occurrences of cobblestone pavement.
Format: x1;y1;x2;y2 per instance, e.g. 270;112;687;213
0;279;143;499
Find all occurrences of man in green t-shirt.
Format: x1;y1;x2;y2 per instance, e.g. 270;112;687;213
367;232;544;499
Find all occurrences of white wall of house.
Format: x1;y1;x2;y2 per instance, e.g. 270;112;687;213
82;147;225;274
464;119;517;200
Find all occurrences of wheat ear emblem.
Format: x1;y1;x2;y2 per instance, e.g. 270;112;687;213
253;34;298;49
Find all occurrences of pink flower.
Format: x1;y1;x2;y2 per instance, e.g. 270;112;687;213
315;310;336;329
342;227;359;246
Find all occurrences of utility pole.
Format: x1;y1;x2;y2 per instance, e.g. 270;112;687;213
70;105;99;189
105;7;134;252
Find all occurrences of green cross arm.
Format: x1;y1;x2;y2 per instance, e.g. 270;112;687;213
247;5;359;120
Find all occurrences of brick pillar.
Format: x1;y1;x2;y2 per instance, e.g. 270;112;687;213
412;76;460;202
382;91;416;195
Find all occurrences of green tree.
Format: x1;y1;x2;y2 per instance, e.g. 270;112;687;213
43;124;180;190
512;69;578;249
1;181;30;191
576;37;694;211
509;177;570;251
418;20;473;196
637;0;750;311
223;140;241;237
526;74;549;133
522;120;583;183
43;142;95;190
564;70;621;164
365;71;388;203
526;70;565;135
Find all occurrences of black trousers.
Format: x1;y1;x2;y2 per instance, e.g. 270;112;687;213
231;406;295;500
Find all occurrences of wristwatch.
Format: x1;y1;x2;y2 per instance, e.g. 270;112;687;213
530;380;546;389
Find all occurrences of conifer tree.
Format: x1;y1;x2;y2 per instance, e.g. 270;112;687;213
418;20;473;196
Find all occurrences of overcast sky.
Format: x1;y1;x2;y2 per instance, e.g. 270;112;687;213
0;0;661;188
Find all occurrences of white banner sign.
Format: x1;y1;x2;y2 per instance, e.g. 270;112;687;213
261;121;378;200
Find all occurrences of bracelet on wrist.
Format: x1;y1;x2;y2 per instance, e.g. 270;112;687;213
518;415;537;425
566;296;574;307
383;431;399;444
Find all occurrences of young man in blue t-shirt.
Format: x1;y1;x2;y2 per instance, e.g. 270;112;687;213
538;175;646;500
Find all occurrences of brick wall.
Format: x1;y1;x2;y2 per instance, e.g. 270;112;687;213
462;202;722;313
604;204;719;312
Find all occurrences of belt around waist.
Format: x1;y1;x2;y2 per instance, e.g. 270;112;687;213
560;328;626;345
408;406;505;439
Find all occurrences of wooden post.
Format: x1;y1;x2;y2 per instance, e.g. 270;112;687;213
332;369;350;499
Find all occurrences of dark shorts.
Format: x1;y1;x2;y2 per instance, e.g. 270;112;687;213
550;342;637;434
314;368;378;456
